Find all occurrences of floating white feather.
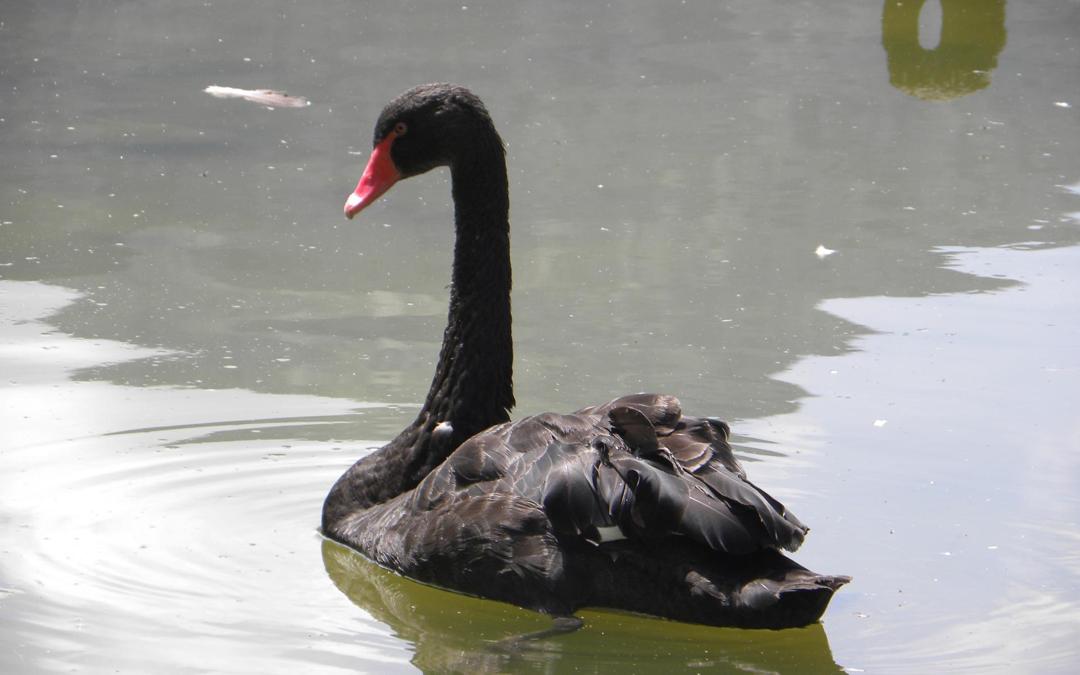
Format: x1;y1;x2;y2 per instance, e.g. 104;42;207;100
203;85;310;108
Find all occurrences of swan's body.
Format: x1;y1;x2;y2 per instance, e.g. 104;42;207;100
322;84;847;628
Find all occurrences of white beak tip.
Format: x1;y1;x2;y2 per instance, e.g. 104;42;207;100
344;192;364;219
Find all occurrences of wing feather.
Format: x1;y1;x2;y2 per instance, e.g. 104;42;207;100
398;393;810;574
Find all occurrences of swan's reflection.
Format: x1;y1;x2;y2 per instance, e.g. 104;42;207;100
323;539;845;673
882;0;1007;100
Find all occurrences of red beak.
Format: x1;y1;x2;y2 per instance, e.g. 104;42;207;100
345;133;401;219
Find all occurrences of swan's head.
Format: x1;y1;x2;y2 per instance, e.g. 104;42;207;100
345;83;502;219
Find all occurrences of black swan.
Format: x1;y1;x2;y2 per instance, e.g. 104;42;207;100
322;83;848;630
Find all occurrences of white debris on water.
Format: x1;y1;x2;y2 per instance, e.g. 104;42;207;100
203;85;310;109
815;245;836;258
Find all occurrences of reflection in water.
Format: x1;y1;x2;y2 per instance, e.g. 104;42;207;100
744;243;1080;672
882;0;1007;100
0;279;406;674
323;540;845;674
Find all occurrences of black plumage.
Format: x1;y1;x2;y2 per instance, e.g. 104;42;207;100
322;84;848;629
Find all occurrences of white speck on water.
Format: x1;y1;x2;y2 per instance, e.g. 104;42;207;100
815;245;836;258
1054;101;1071;108
873;419;888;427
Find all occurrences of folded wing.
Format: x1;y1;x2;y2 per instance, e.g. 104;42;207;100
528;394;809;554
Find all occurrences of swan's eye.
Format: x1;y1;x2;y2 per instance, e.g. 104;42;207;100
394;121;408;136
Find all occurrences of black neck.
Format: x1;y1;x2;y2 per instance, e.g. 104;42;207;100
322;132;513;527
422;143;514;434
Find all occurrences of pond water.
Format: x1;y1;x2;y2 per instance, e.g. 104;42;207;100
2;1;1078;672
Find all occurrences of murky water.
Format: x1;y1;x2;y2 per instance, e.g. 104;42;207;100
2;1;1078;672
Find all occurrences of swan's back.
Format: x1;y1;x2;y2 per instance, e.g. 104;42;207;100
432;393;807;553
328;394;846;627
